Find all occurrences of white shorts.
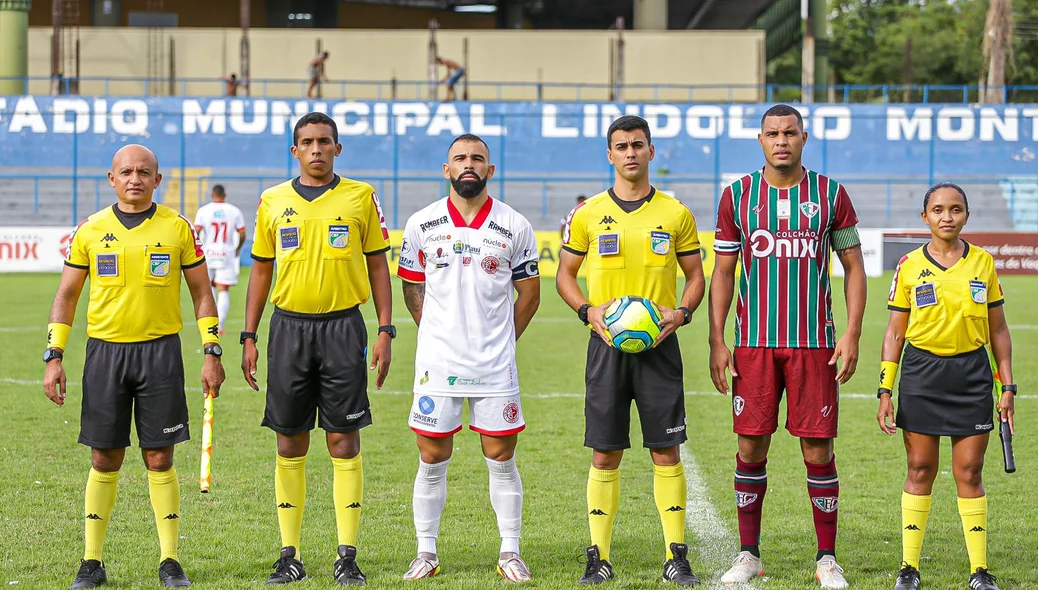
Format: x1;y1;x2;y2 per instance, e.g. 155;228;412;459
408;394;525;437
208;263;240;286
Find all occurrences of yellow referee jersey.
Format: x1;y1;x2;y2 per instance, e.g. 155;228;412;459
65;204;205;343
562;187;701;309
887;240;1005;356
251;175;391;314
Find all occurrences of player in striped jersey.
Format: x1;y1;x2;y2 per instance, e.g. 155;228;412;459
708;104;867;588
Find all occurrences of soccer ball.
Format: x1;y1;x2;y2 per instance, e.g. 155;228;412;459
603;296;663;353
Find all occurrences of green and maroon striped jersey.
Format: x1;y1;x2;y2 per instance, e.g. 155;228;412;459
714;168;858;348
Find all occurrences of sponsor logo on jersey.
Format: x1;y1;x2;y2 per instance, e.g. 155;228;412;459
100;233;119;243
400;238;410;253
812;497;839;513
328;225;350;248
346;410;366;420
488;220;513;239
453;241;481;255
975;423;994;431
733;395;745;416
96;253;119;277
800;201;820;219
749;229;819;259
411;412;437;426
735;491;759;508
446;376;488;386
666;424;685;434
502;400;520;424
914;283;938;307
420;215;449;232
420;371;430;385
598;233;620;256
418;396;436;415
599;215;617;225
214;209;226;219
918;268;935;279
281;208;298;218
427;233;452;243
482;238;507;250
463;255;472;266
163;423;184;434
481;255;500;275
149;253;171;277
279;226;300;250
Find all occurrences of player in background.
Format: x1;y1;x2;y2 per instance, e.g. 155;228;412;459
708;104;866;589
242;112;393;585
194;184;247;335
43;144;226;588
306;51;329;99
877;183;1014;590
560;194;587;238
557;115;706;586
436;56;465;102
398;134;540;583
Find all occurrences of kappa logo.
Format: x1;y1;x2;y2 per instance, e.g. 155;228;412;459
207;325;219;337
589;509;608;516
664;506;684;512
969;526;986;532
100;233;118;243
733;395;745;416
163;514;179;520
812;497;839;513
735;492;759;508
599;215;617;225
904;524;920;531
278;502;298;509
281;208;298;218
345;502;362;509
918;268;935;279
86;513;103;520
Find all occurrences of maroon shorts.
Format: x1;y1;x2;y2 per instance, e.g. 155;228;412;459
731;347;838;438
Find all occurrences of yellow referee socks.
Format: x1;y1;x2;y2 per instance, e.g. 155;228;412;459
587;466;620;562
275;455;307;559
332;455;364;549
958;496;988;571
83;468;119;562
654;463;686;560
901;492;931;569
147;467;180;562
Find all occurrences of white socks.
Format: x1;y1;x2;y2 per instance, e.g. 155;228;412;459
216;290;231;329
486;456;523;555
413;458;450;556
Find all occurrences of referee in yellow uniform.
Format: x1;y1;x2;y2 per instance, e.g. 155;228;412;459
241;112;394;586
876;183;1015;590
43;144;226;589
557;115;706;587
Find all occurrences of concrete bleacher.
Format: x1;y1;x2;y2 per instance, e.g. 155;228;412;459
0;169;1015;232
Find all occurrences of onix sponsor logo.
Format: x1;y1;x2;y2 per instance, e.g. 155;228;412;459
749;229;819;259
420;215;449;232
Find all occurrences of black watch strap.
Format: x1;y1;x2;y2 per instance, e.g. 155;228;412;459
1002;384;1018;394
240;331;258;345
378;325;397;339
577;303;592;325
877;388;892;399
678;306;692;326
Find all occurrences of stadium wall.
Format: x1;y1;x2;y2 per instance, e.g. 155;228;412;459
23;28;765;101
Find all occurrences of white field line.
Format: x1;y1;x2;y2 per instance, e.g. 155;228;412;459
680;444;748;589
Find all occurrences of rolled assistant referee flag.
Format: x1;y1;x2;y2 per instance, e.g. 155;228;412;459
198;317;220;345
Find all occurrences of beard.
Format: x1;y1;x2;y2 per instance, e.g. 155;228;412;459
450;172;488;199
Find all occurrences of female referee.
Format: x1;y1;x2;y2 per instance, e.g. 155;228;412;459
876;183;1015;590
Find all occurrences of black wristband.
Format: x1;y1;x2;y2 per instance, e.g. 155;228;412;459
577;303;591;325
678;307;692;326
1002;384;1018;394
877;388;892;399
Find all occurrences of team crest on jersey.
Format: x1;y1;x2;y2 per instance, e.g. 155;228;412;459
328;225;350;248
970;280;987;304
149;253;171;277
733;395;745;416
735;491;758;508
502;401;520;424
800;201;820;219
453;240;464;254
650;231;670;255
812;497;839;513
96;253;119;277
481;256;500;275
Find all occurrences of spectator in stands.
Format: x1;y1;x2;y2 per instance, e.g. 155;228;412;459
436;56;465;102
223;74;240;97
560;195;587;238
307;51;330;99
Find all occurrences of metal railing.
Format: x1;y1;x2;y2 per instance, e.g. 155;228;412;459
6;76;1038;103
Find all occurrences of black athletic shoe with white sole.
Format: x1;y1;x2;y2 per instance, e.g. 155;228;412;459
333;545;366;586
662;543;700;587
70;560;107;589
893;563;920;590
158;558;191;588
968;567;1000;590
578;545;614;585
267;547;306;585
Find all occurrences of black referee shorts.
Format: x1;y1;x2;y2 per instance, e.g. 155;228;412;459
262;306;372;434
79;334;189;449
584;333;687;450
896;343;995;437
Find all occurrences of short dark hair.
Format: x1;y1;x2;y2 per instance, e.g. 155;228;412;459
321;51;329;57
448;133;490;157
212;184;226;197
576;194;587;202
923;182;969;212
761;104;804;129
606;115;651;146
229;74;237;80
293;112;338;145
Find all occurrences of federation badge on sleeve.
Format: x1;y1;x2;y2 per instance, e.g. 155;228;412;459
650;231;671;255
969;280;987;304
328;225;350;248
149;253;171;277
96;253;118;277
279;226;300;250
914;283;938;308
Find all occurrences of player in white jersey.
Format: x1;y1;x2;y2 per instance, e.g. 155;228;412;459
193;185;246;334
398;134;541;583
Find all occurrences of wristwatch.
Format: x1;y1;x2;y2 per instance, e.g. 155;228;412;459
204;344;223;358
577;303;592;325
677;306;692;326
42;349;63;363
378;325;397;339
240;330;258;345
1002;384;1018;395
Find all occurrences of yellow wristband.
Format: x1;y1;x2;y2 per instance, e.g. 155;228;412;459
198;317;220;345
879;360;899;391
47;322;71;350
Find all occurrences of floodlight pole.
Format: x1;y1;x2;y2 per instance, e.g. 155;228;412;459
241;0;250;96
